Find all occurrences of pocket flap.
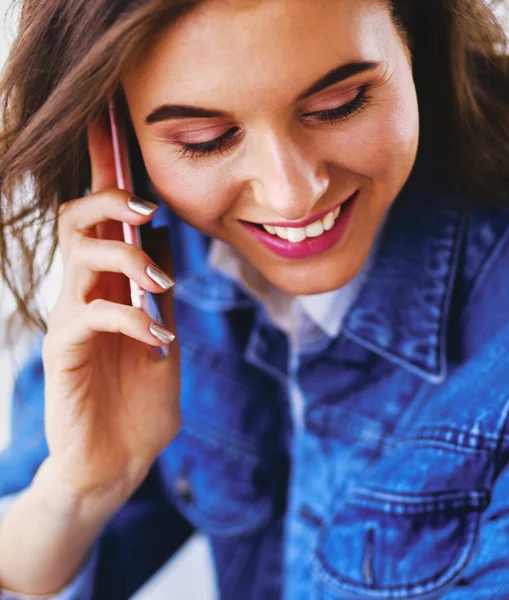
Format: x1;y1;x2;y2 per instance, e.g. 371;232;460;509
314;487;489;599
158;428;287;538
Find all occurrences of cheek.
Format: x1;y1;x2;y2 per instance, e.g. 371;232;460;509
141;145;235;225
321;86;419;182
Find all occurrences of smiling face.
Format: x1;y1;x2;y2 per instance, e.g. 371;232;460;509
123;0;419;295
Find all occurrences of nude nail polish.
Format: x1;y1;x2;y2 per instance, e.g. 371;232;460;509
146;264;175;290
149;322;175;344
127;196;158;216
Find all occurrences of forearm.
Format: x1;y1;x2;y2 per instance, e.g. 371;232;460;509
0;458;121;596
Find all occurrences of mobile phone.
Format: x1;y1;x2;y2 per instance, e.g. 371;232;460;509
108;98;148;312
108;97;168;358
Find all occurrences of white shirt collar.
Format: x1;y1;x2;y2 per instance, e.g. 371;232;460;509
207;224;382;340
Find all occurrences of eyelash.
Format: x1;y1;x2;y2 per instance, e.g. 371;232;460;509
176;87;371;160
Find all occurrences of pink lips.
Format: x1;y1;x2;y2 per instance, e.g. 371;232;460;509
241;190;358;260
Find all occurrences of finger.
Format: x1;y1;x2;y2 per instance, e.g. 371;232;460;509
64;237;175;300
84;300;176;346
58;190;158;256
88;117;117;194
45;300;176;354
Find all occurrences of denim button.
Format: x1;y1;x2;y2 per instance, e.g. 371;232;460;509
175;475;194;504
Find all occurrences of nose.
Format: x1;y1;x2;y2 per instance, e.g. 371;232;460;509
248;131;329;221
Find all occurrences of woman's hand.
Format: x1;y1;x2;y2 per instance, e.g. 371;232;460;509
41;117;181;507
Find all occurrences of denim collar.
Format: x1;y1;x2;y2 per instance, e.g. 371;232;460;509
148;160;466;384
342;165;466;384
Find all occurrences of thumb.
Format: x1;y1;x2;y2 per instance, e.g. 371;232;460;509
88;116;117;193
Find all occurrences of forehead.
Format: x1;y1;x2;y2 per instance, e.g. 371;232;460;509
126;0;395;105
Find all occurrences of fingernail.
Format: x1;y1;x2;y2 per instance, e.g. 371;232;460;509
127;196;158;216
146;264;175;290
149;322;175;344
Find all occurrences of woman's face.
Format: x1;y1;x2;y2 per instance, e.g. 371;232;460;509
123;0;419;295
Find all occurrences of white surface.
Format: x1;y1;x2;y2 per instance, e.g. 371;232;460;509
132;536;216;600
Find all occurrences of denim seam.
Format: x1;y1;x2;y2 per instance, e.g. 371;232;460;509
314;506;480;598
299;504;324;528
179;335;276;387
412;424;500;443
491;397;509;483
175;279;254;312
179;342;254;383
297;333;336;357
341;329;445;384
460;216;509;319
169;490;274;538
244;324;288;385
342;211;466;383
346;488;489;513
180;422;275;463
347;495;487;515
393;439;491;456
220;541;257;600
388;380;431;440
432;210;468;381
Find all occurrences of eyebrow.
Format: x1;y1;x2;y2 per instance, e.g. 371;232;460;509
144;60;380;124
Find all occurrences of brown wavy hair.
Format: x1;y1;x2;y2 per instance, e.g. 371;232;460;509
0;0;508;333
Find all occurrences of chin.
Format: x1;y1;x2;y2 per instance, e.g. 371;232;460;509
261;263;362;296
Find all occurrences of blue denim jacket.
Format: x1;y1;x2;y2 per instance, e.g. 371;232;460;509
2;156;509;600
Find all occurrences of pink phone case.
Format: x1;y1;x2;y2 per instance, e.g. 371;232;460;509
108;99;149;313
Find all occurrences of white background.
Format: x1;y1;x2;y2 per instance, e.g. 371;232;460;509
1;1;508;598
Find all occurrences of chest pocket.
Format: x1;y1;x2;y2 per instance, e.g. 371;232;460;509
312;431;492;599
157;424;288;538
154;307;290;539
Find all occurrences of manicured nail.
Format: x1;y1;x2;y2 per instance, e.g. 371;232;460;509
149;322;175;344
127;196;158;216
146;264;175;290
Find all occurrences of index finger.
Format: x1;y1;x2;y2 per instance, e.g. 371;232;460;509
88;116;117;193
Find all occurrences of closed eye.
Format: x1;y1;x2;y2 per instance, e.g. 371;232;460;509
303;86;371;124
176;126;242;159
176;86;371;160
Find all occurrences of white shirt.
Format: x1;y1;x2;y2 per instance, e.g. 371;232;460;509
207;228;382;427
208;239;373;343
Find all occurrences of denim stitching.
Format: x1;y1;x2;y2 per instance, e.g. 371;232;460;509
342;208;466;382
348;487;489;510
168;485;274;539
179;423;276;463
314;509;480;598
393;438;491;456
461;215;509;317
179;335;267;385
244;324;288;385
491;397;509;485
410;425;499;445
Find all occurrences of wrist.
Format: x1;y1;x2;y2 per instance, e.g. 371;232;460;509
30;458;126;526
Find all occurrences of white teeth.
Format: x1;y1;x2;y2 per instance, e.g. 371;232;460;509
275;226;288;240
261;205;342;243
305;220;324;238
287;227;307;243
323;212;335;231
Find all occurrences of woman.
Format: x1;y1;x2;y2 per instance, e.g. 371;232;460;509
1;0;509;598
